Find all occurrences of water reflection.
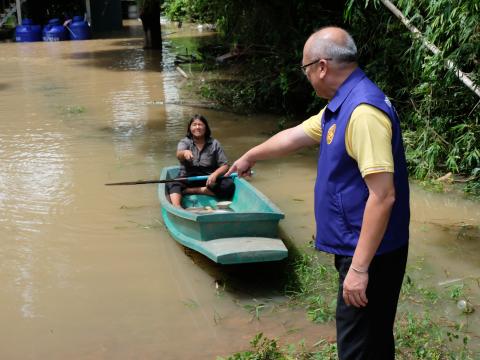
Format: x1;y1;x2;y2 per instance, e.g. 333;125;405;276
66;48;164;72
0;128;72;319
110;78;149;132
61;24;164;73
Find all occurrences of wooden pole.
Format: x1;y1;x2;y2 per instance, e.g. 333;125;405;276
15;0;21;25
175;66;189;79
380;0;480;98
85;0;91;26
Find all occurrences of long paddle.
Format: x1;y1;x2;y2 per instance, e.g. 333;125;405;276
105;173;238;186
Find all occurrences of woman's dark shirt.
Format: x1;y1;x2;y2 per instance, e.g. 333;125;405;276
177;137;229;176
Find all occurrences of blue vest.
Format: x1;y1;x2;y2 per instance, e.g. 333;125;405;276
314;68;410;256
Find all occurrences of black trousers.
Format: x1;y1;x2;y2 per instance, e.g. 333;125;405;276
334;244;408;360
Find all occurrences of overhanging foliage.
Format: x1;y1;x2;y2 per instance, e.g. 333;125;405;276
163;0;479;192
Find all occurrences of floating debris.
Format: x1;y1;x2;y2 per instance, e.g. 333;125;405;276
427;220;479;240
145;100;164;105
60;105;86;115
216;201;232;209
438;278;463;286
457;299;475;314
182;299;199;309
176;65;188;79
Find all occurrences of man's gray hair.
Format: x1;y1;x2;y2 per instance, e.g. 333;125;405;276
310;29;357;64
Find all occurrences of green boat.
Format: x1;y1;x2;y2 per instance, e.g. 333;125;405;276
158;166;288;264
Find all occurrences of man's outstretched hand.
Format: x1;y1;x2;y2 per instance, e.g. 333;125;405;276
226;156;255;177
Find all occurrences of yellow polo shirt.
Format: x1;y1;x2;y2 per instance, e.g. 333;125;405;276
302;104;394;177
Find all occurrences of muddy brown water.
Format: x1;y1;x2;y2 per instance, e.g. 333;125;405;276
1;20;479;358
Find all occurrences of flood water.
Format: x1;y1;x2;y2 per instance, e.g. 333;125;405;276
1;20;479;358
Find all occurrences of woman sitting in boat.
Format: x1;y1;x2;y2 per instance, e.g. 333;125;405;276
167;114;235;207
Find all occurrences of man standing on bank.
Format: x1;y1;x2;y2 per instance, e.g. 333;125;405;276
226;26;410;360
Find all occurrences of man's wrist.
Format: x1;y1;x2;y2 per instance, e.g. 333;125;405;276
350;265;368;274
243;148;260;163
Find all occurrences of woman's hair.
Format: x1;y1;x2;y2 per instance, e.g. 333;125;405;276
186;114;212;139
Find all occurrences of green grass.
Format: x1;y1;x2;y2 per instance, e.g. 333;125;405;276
222;251;477;359
217;332;337;360
285;252;338;324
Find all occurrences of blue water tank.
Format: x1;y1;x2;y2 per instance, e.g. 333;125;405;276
15;18;42;42
43;18;68;41
68;16;90;40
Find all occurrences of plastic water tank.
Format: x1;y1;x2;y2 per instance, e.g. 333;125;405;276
15;18;42;42
68;16;91;40
43;18;68;41
128;5;138;19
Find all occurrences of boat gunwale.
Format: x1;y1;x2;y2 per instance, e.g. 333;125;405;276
158;166;285;222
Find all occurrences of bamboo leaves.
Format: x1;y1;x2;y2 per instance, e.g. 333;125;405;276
348;0;479;191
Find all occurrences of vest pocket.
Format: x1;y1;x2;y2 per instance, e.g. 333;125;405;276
336;192;364;235
335;193;355;235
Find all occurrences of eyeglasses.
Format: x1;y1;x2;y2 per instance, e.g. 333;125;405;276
300;58;332;75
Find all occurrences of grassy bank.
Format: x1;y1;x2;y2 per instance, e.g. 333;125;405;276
217;249;477;359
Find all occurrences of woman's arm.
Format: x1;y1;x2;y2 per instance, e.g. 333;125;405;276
206;162;229;187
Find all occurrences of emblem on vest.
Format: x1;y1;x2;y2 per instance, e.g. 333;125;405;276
326;124;336;145
384;96;392;108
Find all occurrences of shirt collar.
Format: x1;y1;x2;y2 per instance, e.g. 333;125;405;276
326;67;366;114
188;137;213;145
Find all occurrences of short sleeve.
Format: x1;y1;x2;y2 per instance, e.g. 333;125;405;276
301;108;325;142
345;104;394;177
177;137;190;151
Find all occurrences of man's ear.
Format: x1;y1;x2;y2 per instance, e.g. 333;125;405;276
318;59;329;79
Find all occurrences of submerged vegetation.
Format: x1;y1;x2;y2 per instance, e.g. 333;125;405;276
217;332;338;360
286;253;338;324
163;0;479;195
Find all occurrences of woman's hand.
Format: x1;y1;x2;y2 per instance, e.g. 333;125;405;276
183;150;194;161
206;173;218;187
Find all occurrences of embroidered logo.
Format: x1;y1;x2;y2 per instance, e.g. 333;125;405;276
384;96;392;108
326;124;336;144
